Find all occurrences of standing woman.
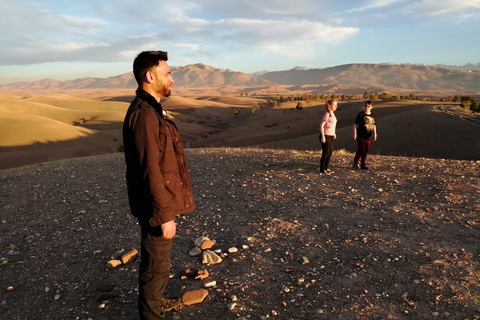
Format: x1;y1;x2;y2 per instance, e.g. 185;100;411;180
352;100;377;169
319;99;338;174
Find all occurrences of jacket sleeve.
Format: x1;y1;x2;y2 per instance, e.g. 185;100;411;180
129;106;175;226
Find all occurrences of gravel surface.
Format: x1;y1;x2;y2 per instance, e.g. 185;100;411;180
1;148;479;320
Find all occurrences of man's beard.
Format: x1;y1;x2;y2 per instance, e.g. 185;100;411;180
159;85;172;98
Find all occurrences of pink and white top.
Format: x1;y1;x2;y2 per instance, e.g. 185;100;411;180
322;112;337;136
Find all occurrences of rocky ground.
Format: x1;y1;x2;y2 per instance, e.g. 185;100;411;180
1;148;479;320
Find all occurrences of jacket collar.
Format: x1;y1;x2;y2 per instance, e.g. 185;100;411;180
136;88;164;117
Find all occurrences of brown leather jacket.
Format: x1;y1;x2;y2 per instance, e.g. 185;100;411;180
123;88;195;227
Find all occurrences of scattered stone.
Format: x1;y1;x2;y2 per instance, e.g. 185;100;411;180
120;248;138;264
189;247;202;257
95;282;115;293
194;236;210;248
106;259;122;269
6;286;14;292
228;302;237;311
180;268;199;278
228;247;238;253
54;294;60;301
195;269;209;280
94;291;119;302
110;249;124;260
200;239;216;250
181;289;208;306
204;280;216;288
301;256;309;264
202;250;222;264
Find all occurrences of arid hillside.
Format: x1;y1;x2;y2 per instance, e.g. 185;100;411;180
1;90;479;171
1;63;479;94
259;64;480;92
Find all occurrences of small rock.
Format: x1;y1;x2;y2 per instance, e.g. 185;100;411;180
120;248;138;264
189;247;202;257
54;294;60;301
200;239;216;250
195;269;209;280
228;302;237;311
106;259;122;269
180;268;199;278
110;249;125;260
95;282;115;292
181;289;208;306
202;250;222;264
194;236;210;248
228;247;238;253
95;291;119;302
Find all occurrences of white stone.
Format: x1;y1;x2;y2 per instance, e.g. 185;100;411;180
204;281;216;288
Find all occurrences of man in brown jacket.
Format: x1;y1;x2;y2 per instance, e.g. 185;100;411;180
123;50;195;320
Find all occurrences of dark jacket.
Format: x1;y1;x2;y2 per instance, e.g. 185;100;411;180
123;88;195;227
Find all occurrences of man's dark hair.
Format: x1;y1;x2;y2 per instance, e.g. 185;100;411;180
133;51;168;86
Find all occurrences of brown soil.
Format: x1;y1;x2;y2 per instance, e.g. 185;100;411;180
1;148;479;320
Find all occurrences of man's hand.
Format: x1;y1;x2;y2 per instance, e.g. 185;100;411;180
161;220;176;239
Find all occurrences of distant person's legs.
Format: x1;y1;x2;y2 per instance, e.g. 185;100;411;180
325;136;334;171
353;138;370;169
320;138;328;172
360;139;371;169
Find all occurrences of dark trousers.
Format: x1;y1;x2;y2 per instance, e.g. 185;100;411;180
138;224;172;320
320;135;334;172
354;138;371;165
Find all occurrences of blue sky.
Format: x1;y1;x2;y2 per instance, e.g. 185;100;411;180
1;0;479;85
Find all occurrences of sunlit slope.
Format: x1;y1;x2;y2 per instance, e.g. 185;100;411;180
0;95;128;146
0;110;94;146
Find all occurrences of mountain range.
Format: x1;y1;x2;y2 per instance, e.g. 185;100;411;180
1;63;479;93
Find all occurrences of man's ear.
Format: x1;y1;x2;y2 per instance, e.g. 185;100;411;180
145;70;154;84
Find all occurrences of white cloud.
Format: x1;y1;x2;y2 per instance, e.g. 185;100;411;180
403;0;480;16
0;1;107;35
349;0;402;12
204;18;359;60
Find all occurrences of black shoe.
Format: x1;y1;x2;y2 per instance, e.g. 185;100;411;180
159;297;182;312
361;165;369;170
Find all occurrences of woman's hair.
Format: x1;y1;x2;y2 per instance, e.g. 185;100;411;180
326;99;336;113
133;51;168;86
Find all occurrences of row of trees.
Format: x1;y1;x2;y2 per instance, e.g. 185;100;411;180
237;93;480;117
460;100;480;112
